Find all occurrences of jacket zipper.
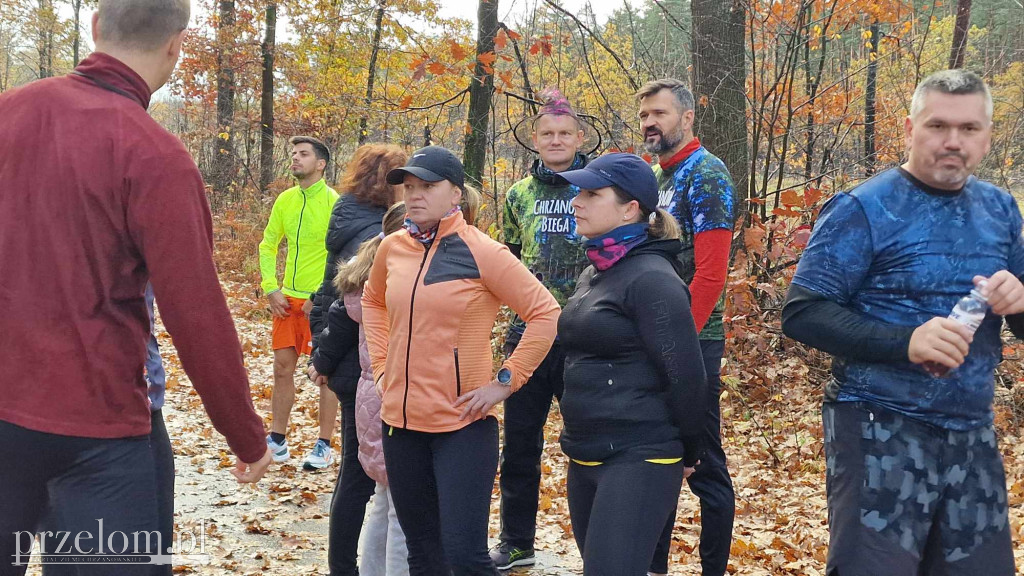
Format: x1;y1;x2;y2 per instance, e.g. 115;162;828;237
572;287;593;312
403;241;434;428
290;190;308;292
454;347;462;397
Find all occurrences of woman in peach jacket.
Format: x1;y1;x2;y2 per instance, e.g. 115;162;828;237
362;146;559;576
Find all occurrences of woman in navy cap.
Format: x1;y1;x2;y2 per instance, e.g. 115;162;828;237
555;152;709;575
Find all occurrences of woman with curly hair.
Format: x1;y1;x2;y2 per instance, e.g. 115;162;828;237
307;143;407;576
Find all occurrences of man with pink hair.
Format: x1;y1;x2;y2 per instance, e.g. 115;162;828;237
491;88;589;570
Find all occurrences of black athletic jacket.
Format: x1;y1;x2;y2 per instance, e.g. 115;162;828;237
558;238;708;465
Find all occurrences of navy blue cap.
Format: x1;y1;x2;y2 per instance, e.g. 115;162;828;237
556;153;659;212
386;146;465;189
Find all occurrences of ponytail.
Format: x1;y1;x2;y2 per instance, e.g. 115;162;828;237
460;184;482;226
647;208;680;240
611;185;679;240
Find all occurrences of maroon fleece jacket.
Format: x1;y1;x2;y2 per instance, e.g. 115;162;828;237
0;52;266;463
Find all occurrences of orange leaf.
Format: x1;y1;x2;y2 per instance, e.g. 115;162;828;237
506;29;522;41
780;189;800;207
477;51;497;66
529;41;540;55
499;71;514;87
744;225;766;251
772;207;801;217
494;29;507;50
427;61;447;75
540;41;552;56
399;95;413;109
449;41;468;61
803;186;822;207
407;56;427;71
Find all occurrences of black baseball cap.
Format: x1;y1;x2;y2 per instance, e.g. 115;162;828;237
386;146;465;189
556;152;659;213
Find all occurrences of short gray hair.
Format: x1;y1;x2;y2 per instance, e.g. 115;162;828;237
98;0;191;51
637;78;695;113
910;69;992;121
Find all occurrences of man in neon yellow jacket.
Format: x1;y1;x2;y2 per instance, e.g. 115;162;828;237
259;136;339;469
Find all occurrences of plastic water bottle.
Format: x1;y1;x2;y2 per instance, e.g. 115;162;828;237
923;280;989;377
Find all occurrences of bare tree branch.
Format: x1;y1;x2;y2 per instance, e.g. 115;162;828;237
543;0;639;90
381;87;470;112
652;0;689;36
499;21;537;116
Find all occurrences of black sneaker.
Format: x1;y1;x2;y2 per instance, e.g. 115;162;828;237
489;543;536;570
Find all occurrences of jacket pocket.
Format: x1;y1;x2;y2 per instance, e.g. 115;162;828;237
454;348;462;397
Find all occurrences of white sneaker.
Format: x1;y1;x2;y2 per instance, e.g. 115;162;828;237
267;435;290;463
302;440;335;471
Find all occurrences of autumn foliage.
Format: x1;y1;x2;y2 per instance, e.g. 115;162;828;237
4;0;1024;573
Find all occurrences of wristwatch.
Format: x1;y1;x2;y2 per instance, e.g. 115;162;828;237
496;367;512;387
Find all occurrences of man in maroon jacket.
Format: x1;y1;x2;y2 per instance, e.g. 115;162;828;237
0;0;271;573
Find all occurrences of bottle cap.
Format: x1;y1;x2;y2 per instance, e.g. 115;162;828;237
971;279;988;302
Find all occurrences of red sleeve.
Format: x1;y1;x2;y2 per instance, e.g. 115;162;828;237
690;229;732;333
127;143;267;464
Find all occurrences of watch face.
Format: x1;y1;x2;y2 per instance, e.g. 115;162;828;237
498;368;512;384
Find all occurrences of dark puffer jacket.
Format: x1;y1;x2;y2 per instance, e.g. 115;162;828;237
309;193;387;397
310;297;360;396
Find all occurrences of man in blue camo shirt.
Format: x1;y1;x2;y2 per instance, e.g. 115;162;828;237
783;70;1024;575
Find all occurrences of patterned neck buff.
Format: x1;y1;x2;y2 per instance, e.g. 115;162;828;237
584;222;649;271
404;206;461;245
532;152;587;185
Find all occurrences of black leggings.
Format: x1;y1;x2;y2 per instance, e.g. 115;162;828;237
0;419;158;576
328;390;376;576
383;417;500;576
568;459;684;576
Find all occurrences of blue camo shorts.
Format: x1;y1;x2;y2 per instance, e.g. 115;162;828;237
822;401;1015;576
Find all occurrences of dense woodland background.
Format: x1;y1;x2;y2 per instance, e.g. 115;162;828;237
2;0;1021;270
5;1;1024;572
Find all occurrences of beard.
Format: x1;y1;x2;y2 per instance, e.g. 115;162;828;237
642;123;686;156
291;166;313;180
